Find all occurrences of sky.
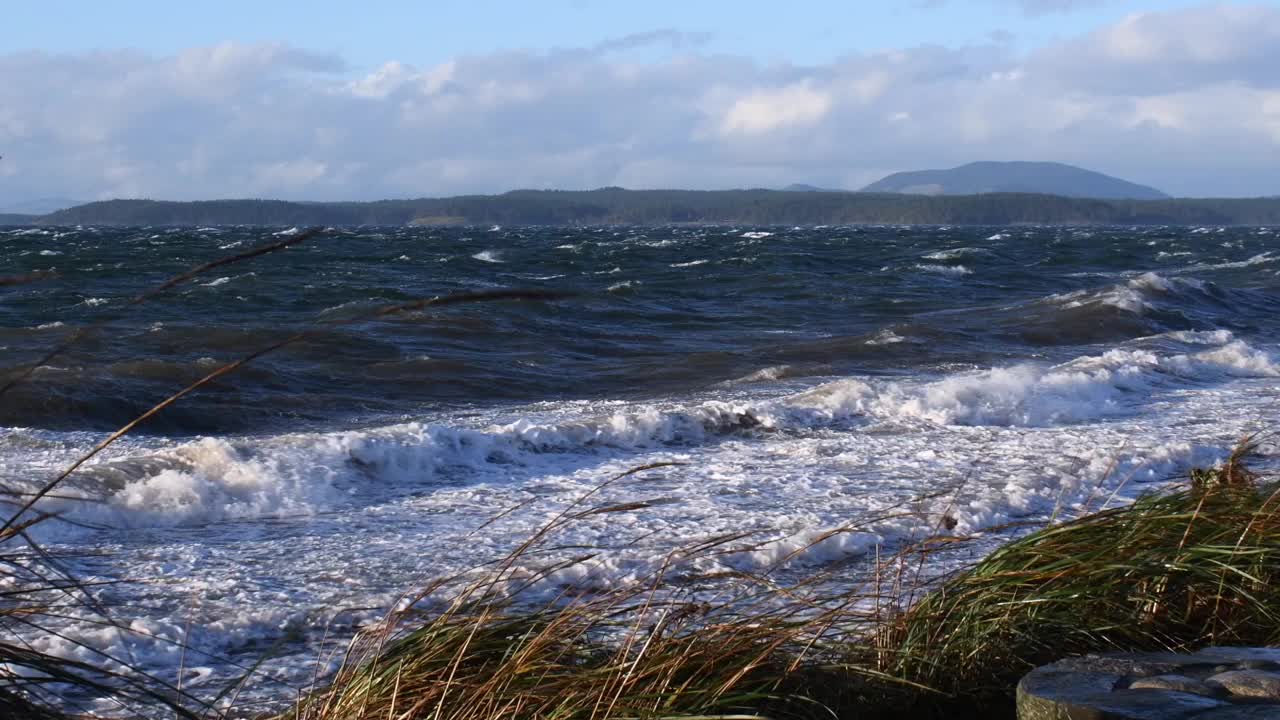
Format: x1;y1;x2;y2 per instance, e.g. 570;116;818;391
2;0;1279;202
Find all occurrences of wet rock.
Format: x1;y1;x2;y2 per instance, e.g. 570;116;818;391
1196;648;1280;665
1194;708;1280;719
1127;674;1218;697
1018;649;1280;719
1206;670;1280;700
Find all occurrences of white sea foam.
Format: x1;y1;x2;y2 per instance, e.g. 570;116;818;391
741;231;774;239
31;333;1273;539
915;263;972;276
728;365;793;384
923;247;989;260
1051;272;1201;315
1164;329;1236;345
670;259;710;268
865;329;906;345
471;250;503;263
1174;252;1275;273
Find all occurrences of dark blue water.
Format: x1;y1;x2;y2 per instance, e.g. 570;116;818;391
4;225;1278;434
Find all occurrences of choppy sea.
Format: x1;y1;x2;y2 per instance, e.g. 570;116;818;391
2;223;1278;711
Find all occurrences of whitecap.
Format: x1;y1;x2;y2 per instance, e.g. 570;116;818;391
914;264;972;276
922;247;988;261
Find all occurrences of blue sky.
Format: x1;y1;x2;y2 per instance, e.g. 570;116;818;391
5;0;1214;70
2;1;1279;202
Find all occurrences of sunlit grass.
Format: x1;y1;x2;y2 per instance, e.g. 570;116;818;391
287;440;1278;720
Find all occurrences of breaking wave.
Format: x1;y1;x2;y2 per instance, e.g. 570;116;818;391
39;331;1276;534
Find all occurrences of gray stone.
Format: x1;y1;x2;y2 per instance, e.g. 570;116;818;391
1194;708;1280;719
1043;654;1182;678
1020;669;1122;697
1127;674;1218;696
1207;670;1280;700
1194;648;1280;666
1018;686;1225;720
1018;649;1280;720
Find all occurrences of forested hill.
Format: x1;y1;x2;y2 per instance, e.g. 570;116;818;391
31;190;1280;227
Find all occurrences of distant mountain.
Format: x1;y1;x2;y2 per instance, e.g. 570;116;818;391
33;191;1280;227
781;183;845;192
0;197;84;215
861;161;1169;200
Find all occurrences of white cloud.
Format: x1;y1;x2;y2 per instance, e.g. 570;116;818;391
720;82;833;135
1;6;1279;202
1041;4;1280;94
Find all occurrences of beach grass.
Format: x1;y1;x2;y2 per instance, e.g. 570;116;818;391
282;439;1277;720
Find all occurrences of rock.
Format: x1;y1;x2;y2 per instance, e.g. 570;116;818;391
1047;654;1182;678
1194;708;1280;719
1128;674;1219;697
1018;650;1280;720
1206;670;1280;700
1195;648;1280;665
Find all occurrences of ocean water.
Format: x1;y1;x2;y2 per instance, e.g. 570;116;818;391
2;224;1279;711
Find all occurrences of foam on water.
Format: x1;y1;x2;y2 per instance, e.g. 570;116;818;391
5;224;1278;713
24;331;1273;539
923;246;990;260
915;263;972;276
1051;272;1205;315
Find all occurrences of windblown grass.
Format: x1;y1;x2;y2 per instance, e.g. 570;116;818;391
287;442;1278;720
880;436;1278;706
